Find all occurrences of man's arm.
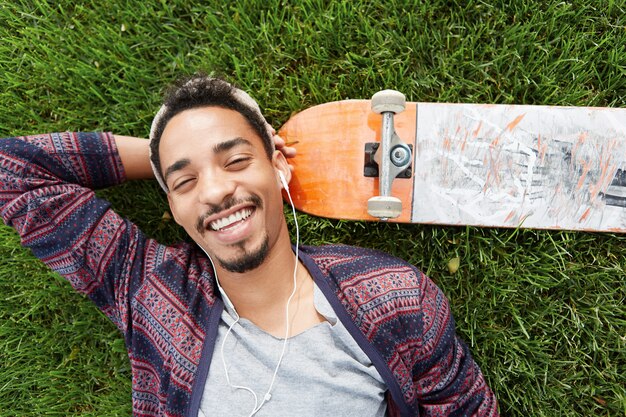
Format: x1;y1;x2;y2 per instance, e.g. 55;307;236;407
0;132;153;335
113;135;153;180
412;271;499;416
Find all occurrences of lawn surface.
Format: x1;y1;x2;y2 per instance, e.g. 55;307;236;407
0;1;624;416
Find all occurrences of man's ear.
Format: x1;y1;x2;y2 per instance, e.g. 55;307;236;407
166;194;182;225
272;150;292;188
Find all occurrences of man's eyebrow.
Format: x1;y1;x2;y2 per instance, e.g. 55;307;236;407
164;158;191;181
213;137;253;154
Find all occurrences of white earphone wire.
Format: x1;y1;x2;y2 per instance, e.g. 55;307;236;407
204;172;300;417
249;175;299;415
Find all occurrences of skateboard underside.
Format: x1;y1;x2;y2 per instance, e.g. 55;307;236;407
280;100;626;233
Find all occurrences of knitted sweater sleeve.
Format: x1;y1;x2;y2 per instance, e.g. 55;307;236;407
300;245;498;416
0;132;149;337
410;269;499;416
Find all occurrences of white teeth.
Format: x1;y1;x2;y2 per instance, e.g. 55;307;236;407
210;208;253;231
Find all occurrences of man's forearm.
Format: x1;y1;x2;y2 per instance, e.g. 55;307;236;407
114;135;154;180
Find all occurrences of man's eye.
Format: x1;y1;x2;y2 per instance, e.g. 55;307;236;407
173;178;194;191
226;156;252;169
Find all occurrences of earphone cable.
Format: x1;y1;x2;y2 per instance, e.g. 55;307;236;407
249;180;300;415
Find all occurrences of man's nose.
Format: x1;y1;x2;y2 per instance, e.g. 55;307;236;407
196;171;236;206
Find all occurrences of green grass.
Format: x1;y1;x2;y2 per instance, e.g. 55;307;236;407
0;0;624;415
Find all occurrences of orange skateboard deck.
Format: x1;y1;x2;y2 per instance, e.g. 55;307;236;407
279;99;626;233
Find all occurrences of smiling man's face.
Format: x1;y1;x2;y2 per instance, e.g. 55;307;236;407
159;106;290;273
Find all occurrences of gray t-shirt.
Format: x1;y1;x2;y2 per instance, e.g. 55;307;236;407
198;284;387;416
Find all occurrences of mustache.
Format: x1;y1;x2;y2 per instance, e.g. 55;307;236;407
195;194;263;234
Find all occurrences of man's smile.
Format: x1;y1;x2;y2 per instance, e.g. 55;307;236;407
209;207;254;231
195;195;263;237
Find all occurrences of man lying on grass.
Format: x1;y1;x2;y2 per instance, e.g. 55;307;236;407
0;74;498;416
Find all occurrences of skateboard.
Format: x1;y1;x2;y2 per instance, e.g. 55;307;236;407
278;91;626;233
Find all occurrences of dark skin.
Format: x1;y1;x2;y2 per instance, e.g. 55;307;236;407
116;119;321;338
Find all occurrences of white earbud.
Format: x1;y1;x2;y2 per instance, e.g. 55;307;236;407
278;171;289;190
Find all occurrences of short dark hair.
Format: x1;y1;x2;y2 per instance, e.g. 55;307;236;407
149;74;273;190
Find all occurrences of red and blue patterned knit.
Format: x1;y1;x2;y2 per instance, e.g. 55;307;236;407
0;132;498;416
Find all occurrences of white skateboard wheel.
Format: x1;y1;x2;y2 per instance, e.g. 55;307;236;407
367;196;402;219
371;90;406;114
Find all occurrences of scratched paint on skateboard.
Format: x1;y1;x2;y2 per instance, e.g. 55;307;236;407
413;104;626;231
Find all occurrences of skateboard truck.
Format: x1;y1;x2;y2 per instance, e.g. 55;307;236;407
367;89;411;221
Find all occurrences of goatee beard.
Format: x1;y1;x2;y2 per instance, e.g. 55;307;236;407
216;233;270;273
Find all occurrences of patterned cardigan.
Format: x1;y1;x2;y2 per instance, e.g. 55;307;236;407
0;132;498;416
